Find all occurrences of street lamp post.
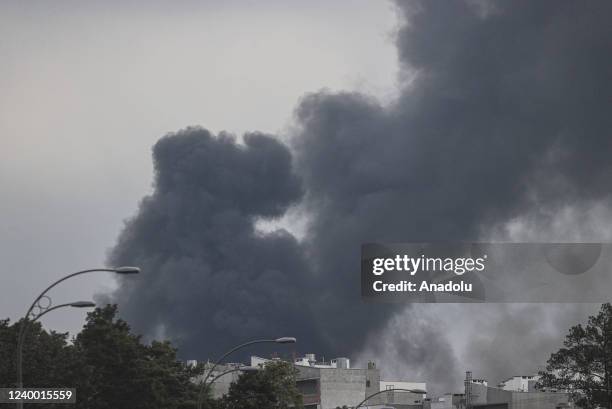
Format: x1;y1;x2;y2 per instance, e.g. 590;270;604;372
15;267;140;409
353;388;426;409
196;337;296;409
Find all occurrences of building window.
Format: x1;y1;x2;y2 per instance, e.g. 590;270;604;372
366;380;370;387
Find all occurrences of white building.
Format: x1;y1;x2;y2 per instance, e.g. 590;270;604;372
499;375;540;392
294;353;351;369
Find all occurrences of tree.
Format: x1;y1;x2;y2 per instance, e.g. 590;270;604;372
221;361;303;409
0;318;76;388
539;303;612;409
0;305;204;409
1;306;309;409
0;318;82;409
72;304;203;409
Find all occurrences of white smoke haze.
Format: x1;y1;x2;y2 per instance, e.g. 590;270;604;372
357;199;612;397
355;303;597;396
488;200;612;243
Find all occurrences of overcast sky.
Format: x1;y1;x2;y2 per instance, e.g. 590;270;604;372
0;0;398;334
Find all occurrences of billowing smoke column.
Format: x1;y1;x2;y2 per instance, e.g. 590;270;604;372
108;0;612;394
292;0;612;389
107;129;323;356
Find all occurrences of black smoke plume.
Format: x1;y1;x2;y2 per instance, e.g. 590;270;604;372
107;129;322;357
107;0;612;394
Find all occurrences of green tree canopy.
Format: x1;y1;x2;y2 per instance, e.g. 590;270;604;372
0;305;203;409
72;304;202;409
221;361;303;409
0;318;78;389
1;306;308;409
539;303;612;409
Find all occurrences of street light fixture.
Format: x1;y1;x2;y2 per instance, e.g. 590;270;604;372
24;301;96;323
196;337;297;409
16;267;140;409
68;301;97;308
114;266;141;274
274;337;297;344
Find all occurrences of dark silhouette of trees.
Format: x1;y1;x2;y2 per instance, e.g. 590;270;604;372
539;303;612;409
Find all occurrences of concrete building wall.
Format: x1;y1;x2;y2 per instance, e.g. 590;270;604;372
500;376;540;392
295;363;382;409
470;382;493;405
509;391;570;409
430;394;465;409
296;365;322;380
319;368;370;409
469;382;571;409
366;367;381;398
430;401;453;409
296;365;323;408
487;387;514;406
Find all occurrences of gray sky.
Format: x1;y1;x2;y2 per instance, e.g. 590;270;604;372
0;0;398;335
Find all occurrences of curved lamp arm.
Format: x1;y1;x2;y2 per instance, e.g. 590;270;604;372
32;302;93;322
354;388;425;409
16;267;138;392
22;267;138;324
196;337;295;409
17;301;96;349
15;301;95;393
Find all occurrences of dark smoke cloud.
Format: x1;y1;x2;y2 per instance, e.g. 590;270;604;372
291;0;612;388
106;0;612;395
105;128;323;357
